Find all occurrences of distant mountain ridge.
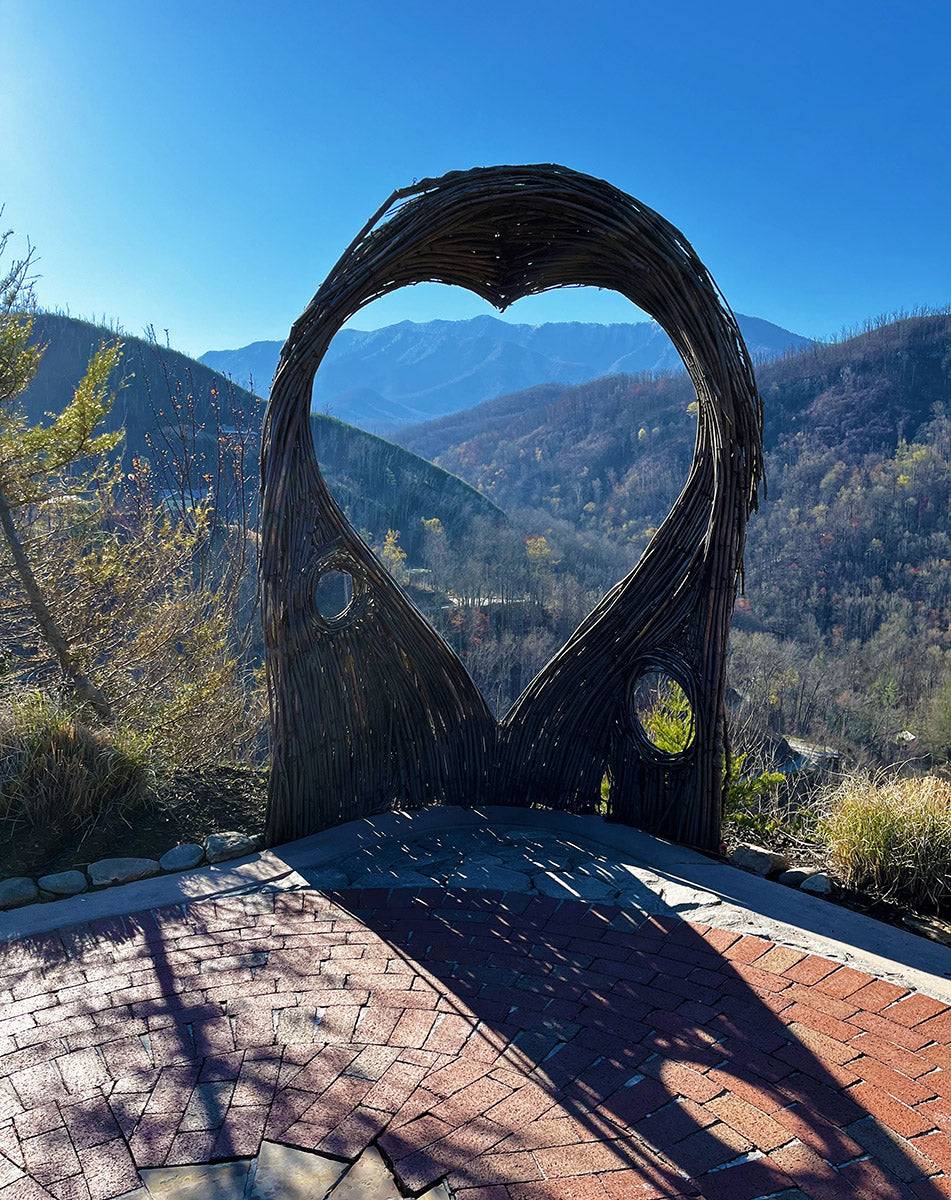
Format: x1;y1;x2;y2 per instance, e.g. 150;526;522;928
200;313;811;433
396;313;951;516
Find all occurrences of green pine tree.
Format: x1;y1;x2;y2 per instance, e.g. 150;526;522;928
0;227;122;720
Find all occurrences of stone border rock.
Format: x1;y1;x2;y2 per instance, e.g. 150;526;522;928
729;841;837;894
0;830;260;911
0;831;845;917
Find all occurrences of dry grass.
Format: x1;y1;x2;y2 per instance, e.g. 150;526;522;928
0;693;152;830
820;773;951;910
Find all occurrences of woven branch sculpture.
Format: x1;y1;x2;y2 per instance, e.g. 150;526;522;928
261;164;764;850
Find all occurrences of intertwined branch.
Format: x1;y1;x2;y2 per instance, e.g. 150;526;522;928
261;165;763;849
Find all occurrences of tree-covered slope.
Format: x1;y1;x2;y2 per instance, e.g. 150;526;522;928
22;313;501;554
397;314;951;545
397;314;951;755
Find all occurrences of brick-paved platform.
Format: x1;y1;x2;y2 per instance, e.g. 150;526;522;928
1;883;950;1199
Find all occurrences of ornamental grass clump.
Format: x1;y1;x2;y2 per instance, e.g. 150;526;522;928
0;693;152;830
820;774;951;911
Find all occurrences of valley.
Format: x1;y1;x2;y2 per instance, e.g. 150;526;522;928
5;304;951;885
395;312;951;763
17;309;951;766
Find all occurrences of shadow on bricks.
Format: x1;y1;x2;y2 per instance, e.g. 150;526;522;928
0;880;949;1200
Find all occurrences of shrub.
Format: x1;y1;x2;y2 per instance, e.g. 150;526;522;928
723;754;793;843
604;678;789;838
637;676;695;754
638;678;788;816
0;692;151;830
819;773;951;910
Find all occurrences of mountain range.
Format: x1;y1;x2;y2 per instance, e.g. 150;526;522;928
199;313;812;433
395;313;951;537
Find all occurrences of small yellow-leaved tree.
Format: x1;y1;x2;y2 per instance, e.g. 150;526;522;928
0;229;121;721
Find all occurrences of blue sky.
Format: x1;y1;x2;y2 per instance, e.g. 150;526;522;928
2;0;949;359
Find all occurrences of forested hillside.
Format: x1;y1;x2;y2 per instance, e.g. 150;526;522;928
23;314;499;554
19;311;951;763
397;314;951;759
399;314;951;526
13;313;626;729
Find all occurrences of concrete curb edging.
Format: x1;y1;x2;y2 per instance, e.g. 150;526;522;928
0;805;948;1002
0;833;260;913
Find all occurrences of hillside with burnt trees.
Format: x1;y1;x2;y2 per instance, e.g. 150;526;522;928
397;314;951;759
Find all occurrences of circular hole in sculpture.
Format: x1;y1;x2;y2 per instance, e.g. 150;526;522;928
630;669;696;756
314;570;355;623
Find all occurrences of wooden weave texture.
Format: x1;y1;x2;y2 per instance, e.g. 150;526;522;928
260;164;764;849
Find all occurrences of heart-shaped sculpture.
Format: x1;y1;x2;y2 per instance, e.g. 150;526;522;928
261;165;763;851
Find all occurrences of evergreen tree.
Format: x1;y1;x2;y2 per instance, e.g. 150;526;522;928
0;228;121;720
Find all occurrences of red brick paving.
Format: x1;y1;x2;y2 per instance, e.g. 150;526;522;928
0;887;949;1198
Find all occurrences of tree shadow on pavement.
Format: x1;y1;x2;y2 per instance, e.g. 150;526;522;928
342;881;951;1199
1;878;949;1200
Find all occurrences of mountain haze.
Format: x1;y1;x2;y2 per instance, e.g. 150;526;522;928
200;313;811;433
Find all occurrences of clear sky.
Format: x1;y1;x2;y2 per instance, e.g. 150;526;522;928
2;0;949;360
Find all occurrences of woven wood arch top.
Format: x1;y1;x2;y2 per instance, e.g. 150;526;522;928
270;165;762;495
261;164;764;849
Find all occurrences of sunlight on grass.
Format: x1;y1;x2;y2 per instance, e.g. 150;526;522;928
820;774;951;910
0;692;152;828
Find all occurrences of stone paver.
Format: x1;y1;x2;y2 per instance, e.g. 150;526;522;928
330;1144;402;1198
249;1140;348;1197
140;1159;251;1198
0;815;950;1198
